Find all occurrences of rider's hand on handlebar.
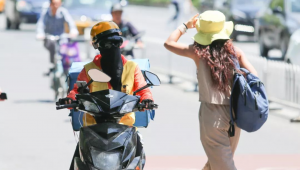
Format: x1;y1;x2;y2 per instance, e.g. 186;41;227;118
69;33;78;39
36;34;45;40
58;97;74;105
65;98;73;104
140;99;154;111
136;40;144;48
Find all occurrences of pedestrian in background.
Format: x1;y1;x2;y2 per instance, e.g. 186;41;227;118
164;11;257;170
171;0;180;22
168;0;197;31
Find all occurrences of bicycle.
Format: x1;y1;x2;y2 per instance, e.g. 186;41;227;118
43;34;80;100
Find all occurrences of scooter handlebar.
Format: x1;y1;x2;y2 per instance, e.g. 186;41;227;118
137;103;158;110
56;103;78;110
36;34;76;41
149;103;158;110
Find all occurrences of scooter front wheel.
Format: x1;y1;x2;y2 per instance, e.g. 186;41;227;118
140;149;146;169
74;157;89;170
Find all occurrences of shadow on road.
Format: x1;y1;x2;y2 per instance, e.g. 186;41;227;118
14;99;55;104
1;28;35;33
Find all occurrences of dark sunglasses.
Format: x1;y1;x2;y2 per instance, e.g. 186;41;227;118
92;35;123;49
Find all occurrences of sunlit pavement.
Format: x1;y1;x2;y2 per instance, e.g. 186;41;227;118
145;155;300;170
0;5;299;170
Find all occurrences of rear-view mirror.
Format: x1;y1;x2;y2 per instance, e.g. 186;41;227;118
88;69;111;83
144;71;161;86
133;71;160;95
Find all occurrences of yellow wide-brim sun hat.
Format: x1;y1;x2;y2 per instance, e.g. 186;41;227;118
192;10;234;46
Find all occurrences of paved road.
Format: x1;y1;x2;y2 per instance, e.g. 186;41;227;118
0;5;299;170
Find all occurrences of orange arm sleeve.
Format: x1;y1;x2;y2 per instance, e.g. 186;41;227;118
133;66;153;102
67;68;89;100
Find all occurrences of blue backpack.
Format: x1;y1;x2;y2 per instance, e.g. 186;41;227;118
229;62;269;137
67;61;89;130
67;59;155;131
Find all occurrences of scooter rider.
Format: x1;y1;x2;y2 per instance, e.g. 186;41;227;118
111;3;144;57
36;0;78;65
63;21;153;170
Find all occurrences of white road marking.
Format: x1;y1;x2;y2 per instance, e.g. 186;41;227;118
147;167;300;170
149;169;200;170
256;167;300;170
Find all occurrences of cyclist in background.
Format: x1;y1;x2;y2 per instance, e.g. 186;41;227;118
111;3;144;57
36;0;78;66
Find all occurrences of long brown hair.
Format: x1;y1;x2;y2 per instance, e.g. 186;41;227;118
193;39;239;92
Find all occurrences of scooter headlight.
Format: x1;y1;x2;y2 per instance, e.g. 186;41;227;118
91;149;122;170
82;101;102;113
119;101;137;114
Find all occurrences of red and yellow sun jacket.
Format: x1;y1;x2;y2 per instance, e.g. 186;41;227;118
67;54;153;127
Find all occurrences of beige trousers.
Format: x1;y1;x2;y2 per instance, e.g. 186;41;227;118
199;102;241;170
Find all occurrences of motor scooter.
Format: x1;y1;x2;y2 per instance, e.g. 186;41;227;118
56;69;160;170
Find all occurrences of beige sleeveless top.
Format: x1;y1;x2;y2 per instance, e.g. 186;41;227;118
197;58;232;105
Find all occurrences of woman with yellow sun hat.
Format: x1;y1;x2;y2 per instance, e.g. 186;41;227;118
164;11;258;170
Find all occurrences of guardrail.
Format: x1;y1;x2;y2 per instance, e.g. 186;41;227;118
151;52;198;91
248;56;300;109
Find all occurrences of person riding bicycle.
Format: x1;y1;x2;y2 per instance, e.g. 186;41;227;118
36;0;78;65
63;21;153;170
111;3;144;57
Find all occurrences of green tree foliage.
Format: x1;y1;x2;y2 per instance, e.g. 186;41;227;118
128;0;202;8
270;0;284;10
128;0;170;6
192;0;201;9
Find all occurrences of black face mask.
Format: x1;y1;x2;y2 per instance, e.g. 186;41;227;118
99;46;123;91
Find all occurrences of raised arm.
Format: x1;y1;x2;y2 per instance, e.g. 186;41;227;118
62;8;79;36
36;9;47;38
164;14;199;60
235;46;258;76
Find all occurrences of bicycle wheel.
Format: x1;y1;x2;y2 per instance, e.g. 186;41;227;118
53;74;60;101
57;74;67;99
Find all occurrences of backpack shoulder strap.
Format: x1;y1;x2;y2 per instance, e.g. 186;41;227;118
232;46;241;69
240;68;250;74
228;74;240;137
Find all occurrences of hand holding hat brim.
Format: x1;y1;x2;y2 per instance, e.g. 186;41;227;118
185;13;199;29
